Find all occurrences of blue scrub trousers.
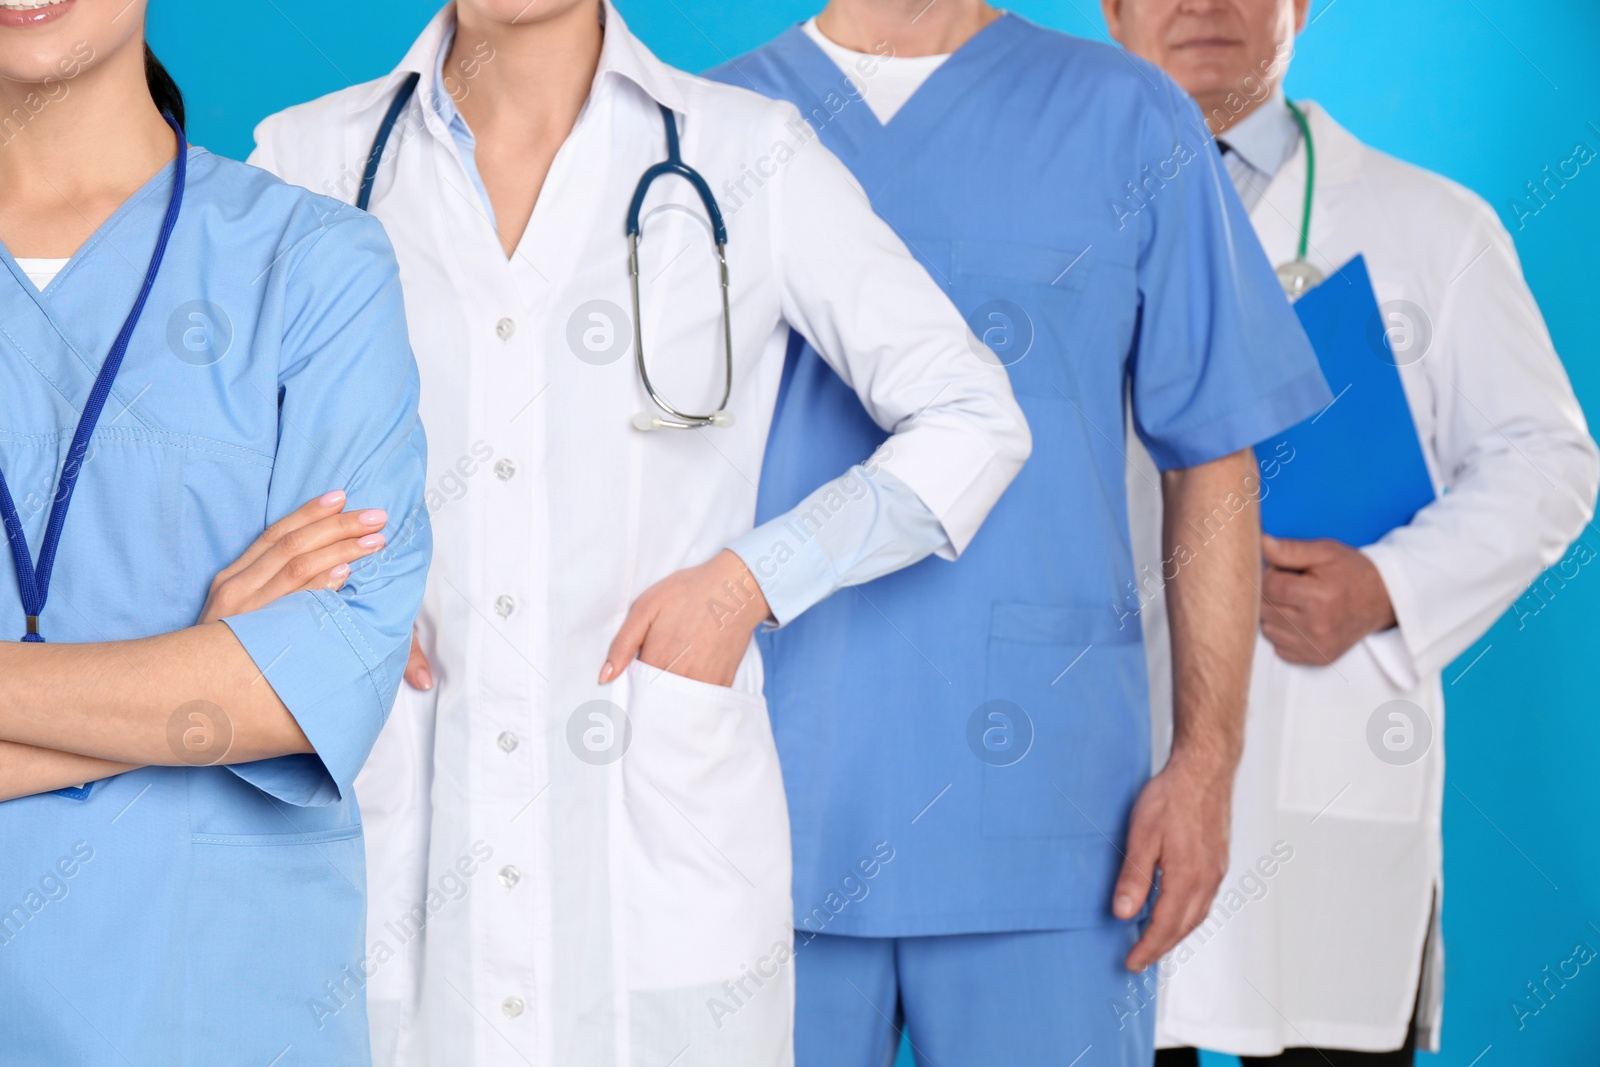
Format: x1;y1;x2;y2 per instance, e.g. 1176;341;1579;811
795;925;1155;1067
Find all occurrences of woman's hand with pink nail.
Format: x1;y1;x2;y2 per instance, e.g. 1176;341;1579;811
198;491;389;625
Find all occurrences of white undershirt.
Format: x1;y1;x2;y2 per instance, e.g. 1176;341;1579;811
802;18;950;124
17;257;69;291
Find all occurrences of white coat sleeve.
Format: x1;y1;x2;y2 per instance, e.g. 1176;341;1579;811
763;106;1032;566
249;99;364;206
1361;204;1599;687
245;117;280;173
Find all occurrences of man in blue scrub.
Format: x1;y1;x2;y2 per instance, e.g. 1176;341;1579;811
712;2;1330;1062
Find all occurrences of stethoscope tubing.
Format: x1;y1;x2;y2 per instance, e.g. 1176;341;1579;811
358;84;735;430
1286;98;1316;264
627;104;735;430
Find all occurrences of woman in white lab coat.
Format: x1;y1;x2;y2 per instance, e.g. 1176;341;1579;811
250;2;1029;1065
1129;101;1597;1058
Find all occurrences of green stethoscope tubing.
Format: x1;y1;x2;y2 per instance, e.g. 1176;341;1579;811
1286;98;1315;263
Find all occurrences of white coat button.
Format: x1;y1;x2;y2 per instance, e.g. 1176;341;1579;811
495;595;516;618
496;317;515;341
497;731;519;754
498;865;521;889
502;996;524;1018
494;458;517;481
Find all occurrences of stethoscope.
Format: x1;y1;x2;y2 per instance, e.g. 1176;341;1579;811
1275;99;1322;298
358;74;736;432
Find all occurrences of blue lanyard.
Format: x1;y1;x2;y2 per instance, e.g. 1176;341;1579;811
0;113;187;645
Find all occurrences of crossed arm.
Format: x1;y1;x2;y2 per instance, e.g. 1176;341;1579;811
0;625;310;799
0;495;390;801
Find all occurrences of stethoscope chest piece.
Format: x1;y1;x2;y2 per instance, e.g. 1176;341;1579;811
1275;99;1323;300
631;409;737;432
1277;257;1324;298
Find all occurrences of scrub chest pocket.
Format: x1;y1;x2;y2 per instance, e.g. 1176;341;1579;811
948;237;1136;402
979;602;1148;840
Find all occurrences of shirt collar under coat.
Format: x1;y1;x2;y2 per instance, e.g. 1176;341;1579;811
1247;99;1368;269
1250;97;1365;203
1221;88;1300;184
351;0;687;124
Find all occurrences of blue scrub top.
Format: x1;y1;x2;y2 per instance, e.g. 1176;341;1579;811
711;17;1329;938
0;149;429;1063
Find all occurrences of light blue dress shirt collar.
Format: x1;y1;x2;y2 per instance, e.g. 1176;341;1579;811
430;22;498;230
1218;88;1301;211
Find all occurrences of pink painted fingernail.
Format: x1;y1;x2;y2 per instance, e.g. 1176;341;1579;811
320;490;346;508
358;533;386;549
328;563;351;581
359;509;387;527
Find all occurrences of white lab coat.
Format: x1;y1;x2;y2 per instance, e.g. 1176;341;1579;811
250;5;1029;1066
1130;103;1597;1055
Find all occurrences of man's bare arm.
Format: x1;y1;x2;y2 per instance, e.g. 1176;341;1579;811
0;622;311;767
1114;447;1258;970
1162;450;1257;779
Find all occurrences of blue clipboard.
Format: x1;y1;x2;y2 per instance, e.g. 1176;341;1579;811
1255;255;1434;547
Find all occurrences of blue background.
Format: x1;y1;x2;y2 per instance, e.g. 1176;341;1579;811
149;0;1600;1063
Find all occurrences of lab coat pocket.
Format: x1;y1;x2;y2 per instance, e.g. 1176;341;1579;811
980;603;1148;839
1274;643;1437;824
617;660;793;990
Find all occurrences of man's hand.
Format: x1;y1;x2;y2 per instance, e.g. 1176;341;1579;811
1260;535;1397;665
1113;754;1233;971
599;550;771;686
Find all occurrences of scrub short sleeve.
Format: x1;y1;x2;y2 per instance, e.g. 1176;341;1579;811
222;210;430;807
1128;79;1331;471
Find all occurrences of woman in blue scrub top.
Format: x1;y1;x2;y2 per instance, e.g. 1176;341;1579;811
0;2;429;1063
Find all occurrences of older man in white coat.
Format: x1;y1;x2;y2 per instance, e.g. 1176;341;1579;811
1107;0;1599;1064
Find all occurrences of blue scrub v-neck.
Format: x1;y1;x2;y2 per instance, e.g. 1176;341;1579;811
751;16;1026;195
0;152;189;394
